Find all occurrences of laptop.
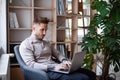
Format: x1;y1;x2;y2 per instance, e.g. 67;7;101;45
51;51;86;74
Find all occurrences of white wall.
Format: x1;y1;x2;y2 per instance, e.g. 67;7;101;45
0;0;7;53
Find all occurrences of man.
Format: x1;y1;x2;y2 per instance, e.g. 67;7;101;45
19;16;96;80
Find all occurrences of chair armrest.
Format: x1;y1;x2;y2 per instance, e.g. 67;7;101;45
22;66;49;80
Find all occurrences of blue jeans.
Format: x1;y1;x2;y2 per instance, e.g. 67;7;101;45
47;68;96;80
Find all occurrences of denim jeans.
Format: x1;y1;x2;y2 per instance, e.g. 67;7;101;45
47;68;96;80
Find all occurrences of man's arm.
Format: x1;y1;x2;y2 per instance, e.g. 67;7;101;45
51;45;67;62
19;40;50;71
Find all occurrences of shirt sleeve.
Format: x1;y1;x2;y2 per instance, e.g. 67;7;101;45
19;40;49;71
51;45;67;62
47;64;55;71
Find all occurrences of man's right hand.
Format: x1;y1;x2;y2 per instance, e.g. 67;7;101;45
54;63;69;71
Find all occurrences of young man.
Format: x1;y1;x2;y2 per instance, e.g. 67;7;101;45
19;16;96;80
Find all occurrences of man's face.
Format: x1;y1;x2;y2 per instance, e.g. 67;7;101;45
32;23;48;39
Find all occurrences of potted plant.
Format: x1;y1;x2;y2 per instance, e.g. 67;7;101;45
81;0;120;80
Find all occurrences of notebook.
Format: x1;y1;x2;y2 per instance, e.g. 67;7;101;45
51;51;86;74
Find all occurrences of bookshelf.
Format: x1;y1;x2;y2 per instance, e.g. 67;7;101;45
7;0;93;80
56;0;92;59
7;0;56;65
7;0;92;64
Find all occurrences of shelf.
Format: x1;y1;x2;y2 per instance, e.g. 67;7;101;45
57;41;77;44
49;22;56;24
57;27;70;30
78;26;89;28
9;6;33;9
9;28;32;30
9;41;21;44
72;28;78;30
57;14;77;18
57;14;67;17
9;24;56;31
57;13;91;18
34;7;55;10
57;13;88;18
78;15;91;18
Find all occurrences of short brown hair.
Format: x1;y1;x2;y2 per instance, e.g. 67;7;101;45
33;16;49;24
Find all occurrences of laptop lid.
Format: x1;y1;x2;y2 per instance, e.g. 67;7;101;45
69;51;86;73
51;51;86;74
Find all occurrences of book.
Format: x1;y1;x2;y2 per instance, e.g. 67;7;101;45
57;44;68;58
9;12;19;28
61;0;66;15
57;0;66;15
9;12;15;28
12;12;19;28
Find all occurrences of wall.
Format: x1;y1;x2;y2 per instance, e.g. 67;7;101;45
0;0;7;53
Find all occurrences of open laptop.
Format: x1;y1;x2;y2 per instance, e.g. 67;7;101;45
51;51;86;74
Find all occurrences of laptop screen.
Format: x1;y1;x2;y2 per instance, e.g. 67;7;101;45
69;51;86;73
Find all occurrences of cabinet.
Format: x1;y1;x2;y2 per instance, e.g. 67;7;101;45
7;0;92;64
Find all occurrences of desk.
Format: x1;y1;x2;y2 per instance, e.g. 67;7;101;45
0;54;10;80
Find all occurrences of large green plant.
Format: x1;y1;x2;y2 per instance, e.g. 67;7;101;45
82;0;120;80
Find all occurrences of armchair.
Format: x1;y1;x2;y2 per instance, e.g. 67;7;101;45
14;45;49;80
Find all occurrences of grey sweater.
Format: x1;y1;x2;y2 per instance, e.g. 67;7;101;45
19;33;66;71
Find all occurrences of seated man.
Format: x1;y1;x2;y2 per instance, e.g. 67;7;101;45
19;16;96;80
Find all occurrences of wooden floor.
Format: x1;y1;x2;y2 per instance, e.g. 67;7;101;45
10;66;24;80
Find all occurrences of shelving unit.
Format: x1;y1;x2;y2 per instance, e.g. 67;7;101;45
7;0;92;80
56;0;91;59
7;0;56;80
7;0;56;65
77;0;91;52
7;0;92;64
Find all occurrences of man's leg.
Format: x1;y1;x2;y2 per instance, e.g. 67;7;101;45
47;71;89;80
69;72;89;80
47;72;62;80
77;68;96;80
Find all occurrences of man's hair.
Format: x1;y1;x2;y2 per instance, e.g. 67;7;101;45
33;16;49;24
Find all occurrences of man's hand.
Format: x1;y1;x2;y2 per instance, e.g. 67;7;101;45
54;62;70;71
62;60;71;69
54;60;71;71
